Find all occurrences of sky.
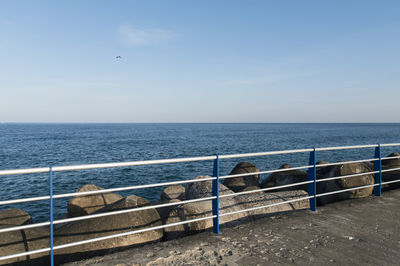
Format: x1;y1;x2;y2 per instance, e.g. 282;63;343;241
0;0;399;123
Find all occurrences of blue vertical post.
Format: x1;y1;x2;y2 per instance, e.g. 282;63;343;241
307;148;317;211
374;144;382;196
49;165;54;266
212;154;220;234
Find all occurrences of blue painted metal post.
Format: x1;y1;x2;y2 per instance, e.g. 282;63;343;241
212;154;220;234
49;165;54;266
307;148;317;211
374;144;382;196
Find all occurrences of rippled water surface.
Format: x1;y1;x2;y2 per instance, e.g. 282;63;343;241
1;123;399;221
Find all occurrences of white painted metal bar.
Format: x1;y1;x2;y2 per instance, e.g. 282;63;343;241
219;195;313;218
219;148;313;160
0;195;50;206
0;177;217;206
315;171;379;183
219;165;313;180
0;166;50;176
0;156;217;176
381;167;400;173
381;155;400;161
53;176;216;199
316;183;378;198
0;144;396;177
381;179;400;185
315;144;378;152
0;247;51;262
380;143;400;147
0;221;50;234
53;215;216;251
219;180;314;199
315;158;378;168
53;195;216;225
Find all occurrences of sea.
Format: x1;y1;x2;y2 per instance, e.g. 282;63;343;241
1;123;399;222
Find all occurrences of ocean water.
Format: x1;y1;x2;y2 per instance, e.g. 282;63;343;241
1;123;400;222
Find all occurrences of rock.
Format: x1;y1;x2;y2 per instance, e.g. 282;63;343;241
163;197;247;241
0;208;32;228
234;190;310;218
260;164;308;191
223;162;260;192
187;176;233;199
161;185;186;201
67;184;124;217
337;163;374;197
165;177;246;240
55;195;163;258
154;199;182;224
316;162;374;205
382;152;400;167
0;227;50;265
381;153;400;190
242;186;263;194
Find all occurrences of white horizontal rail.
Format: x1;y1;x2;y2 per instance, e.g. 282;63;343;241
381;167;400;173
0;195;216;234
315;158;378;168
315;144;378;151
219;180;314;199
0;247;51;262
316;183;378;198
0;195;50;206
53;215;216;251
0;156;217;176
219;195;313;218
53;195;216;225
381;179;400;185
219;148;313;160
219;165;313;180
0;221;50;234
1;143;398;177
316;171;379;183
381;155;400;161
380;143;400;147
0;176;217;206
53;176;216;199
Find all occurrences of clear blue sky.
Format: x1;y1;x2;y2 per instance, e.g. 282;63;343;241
1;0;399;123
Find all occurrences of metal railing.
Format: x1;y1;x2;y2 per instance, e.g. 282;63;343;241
1;143;400;265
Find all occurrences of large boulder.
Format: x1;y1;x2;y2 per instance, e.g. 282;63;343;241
382;152;400;168
55;195;163;259
154;199;182;224
164;188;310;241
163;198;246;241
187;176;233;199
0;227;50;265
165;176;246;240
382;152;400;190
160;185;186;201
223;162;260;192
260;164;308;191
67;184;123;217
316;162;374;205
0;208;32;228
234;190;310;218
0;208;51;265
